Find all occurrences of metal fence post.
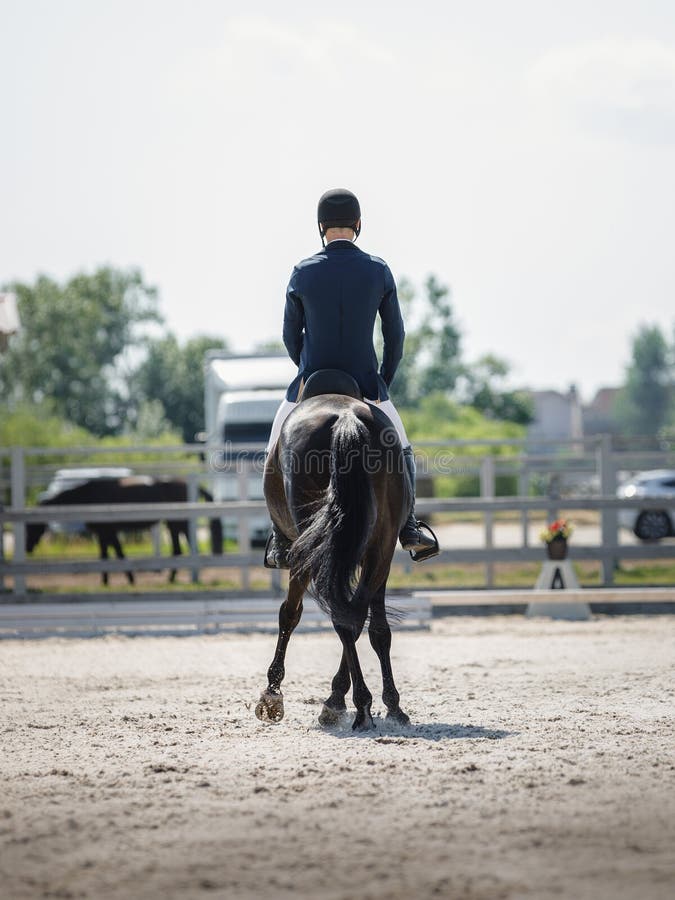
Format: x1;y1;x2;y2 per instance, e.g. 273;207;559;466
151;523;162;559
186;476;199;584
547;474;560;525
598;433;617;586
270;567;282;596
238;465;251;592
480;456;495;588
519;464;529;547
10;447;26;597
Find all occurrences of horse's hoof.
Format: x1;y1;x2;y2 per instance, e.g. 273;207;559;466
318;704;345;727
352;709;375;732
255;691;284;723
386;708;411;726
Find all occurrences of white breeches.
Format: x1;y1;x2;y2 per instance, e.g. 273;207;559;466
266;398;410;453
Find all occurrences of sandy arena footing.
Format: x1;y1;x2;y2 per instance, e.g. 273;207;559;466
1;615;674;899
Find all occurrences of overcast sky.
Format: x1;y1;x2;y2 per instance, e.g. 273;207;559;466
2;0;674;401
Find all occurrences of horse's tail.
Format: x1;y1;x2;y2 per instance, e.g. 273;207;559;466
289;407;376;627
198;486;223;555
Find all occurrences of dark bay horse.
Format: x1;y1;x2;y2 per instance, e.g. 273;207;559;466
26;477;223;585
256;393;412;731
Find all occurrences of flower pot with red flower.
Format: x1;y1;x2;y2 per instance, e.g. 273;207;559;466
540;519;573;560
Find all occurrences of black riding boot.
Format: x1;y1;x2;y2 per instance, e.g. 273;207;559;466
399;446;439;558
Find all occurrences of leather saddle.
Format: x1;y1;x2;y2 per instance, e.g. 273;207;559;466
300;369;363;402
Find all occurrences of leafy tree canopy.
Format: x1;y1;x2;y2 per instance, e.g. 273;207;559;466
400;392;527;497
132;333;229;442
0;403;93;449
614;323;674;437
0;267;161;435
384;275;528;425
383;275;462;407
402;392;526;444
459;354;534;425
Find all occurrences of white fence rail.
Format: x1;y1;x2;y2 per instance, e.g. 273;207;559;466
0;593;432;639
1;436;674;600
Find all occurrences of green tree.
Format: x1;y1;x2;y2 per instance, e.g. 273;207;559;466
384;275;525;423
128;400;180;441
0;267;161;435
0;403;94;449
132;334;229;442
615;324;673;436
417;275;463;396
382;278;418;406
401;392;526;496
384;275;462;407
460;354;534;424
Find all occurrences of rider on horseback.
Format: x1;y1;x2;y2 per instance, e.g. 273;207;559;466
265;187;439;568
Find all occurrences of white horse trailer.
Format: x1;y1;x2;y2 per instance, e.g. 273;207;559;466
203;353;296;544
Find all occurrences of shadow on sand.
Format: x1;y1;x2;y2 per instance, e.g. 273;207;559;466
318;717;514;742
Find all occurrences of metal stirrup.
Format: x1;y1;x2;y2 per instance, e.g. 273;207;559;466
408;520;440;562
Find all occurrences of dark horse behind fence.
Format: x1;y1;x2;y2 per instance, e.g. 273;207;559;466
257;383;412;731
26;477;223;585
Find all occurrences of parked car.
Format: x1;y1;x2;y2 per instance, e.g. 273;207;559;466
617;469;675;541
40;467;133;534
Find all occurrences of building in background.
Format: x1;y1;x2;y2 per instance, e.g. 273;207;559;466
526;385;583;451
582;387;621;436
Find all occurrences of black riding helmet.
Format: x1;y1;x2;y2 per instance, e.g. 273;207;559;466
317;188;361;246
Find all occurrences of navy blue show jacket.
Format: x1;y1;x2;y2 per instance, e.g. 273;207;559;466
282;240;405;402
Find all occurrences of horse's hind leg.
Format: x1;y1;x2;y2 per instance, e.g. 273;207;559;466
334;610;374;731
98;536;109;587
368;582;410;726
167;523;183;583
255;573;308;724
318;650;351;726
110;532;133;585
